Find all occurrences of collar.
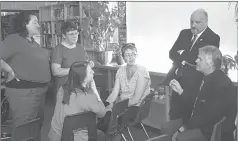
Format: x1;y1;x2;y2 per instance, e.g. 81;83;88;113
193;26;207;39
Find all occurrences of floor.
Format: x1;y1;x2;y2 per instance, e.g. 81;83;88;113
2;99;162;141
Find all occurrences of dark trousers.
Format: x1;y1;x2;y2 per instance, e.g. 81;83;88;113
5;86;47;141
160;118;208;141
97;106;139;133
118;106;139;125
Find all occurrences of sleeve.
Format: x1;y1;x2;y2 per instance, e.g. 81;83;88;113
186;86;229;129
169;30;186;67
115;67;123;80
51;46;63;65
212;34;220;48
138;66;150;80
83;95;107;118
1;35;18;62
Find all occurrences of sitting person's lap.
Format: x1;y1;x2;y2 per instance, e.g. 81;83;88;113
118;106;139;125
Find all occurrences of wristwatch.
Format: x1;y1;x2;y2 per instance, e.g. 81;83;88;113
178;126;185;133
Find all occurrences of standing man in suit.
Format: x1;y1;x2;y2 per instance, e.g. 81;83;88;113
167;9;220;123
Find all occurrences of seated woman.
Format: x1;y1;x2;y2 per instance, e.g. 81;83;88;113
49;61;107;141
105;43;151;125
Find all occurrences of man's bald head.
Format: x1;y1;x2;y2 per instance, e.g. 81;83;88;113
190;9;208;35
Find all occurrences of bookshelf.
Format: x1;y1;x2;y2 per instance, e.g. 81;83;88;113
39;2;83;48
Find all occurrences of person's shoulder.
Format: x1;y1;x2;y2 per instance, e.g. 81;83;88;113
180;29;191;34
205;27;220;38
137;65;148;72
212;70;232;87
117;65;126;72
4;34;21;42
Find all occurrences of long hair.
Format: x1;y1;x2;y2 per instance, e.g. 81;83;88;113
62;61;90;105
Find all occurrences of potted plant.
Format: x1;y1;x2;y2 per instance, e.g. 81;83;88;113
222;53;238;75
82;2;122;65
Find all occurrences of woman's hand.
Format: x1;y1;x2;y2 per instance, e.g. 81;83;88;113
89;61;94;68
106;102;113;110
169;79;183;95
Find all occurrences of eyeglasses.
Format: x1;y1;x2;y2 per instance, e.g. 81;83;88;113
66;31;79;36
124;53;137;58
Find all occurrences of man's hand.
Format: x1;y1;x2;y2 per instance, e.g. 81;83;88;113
177;50;185;55
169;79;183;95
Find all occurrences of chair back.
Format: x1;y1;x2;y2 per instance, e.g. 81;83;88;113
61;112;97;141
135;93;154;123
210;117;227;141
11;118;41;141
107;99;129;135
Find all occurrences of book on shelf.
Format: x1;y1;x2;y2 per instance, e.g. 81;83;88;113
53;8;64;20
67;5;80;19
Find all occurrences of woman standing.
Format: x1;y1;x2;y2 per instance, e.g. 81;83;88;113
51;21;98;105
0;11;51;139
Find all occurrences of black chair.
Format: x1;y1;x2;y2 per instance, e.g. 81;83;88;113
124;93;155;141
105;99;129;141
1;118;41;141
61;111;97;141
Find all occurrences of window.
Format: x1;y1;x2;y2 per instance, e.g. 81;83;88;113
126;2;237;82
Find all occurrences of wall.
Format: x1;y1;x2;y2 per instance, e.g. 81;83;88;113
126;2;237;82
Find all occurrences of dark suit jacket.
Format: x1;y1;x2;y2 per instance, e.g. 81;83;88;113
169;27;220;68
168;27;220;120
184;70;237;141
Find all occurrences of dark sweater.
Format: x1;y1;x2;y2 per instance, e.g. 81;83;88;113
185;70;237;140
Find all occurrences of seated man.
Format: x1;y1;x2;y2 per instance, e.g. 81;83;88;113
161;45;237;141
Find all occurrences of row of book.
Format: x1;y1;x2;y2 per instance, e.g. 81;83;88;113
41;21;62;35
52;5;80;21
41;34;62;48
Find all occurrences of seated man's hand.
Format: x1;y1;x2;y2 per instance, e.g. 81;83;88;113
169;79;183;95
177;50;185;55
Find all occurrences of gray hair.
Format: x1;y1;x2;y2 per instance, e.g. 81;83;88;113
199;45;222;70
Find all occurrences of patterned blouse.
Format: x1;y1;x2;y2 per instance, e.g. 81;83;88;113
116;65;151;106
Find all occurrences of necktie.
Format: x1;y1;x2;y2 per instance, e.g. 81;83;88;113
191;34;197;45
190;34;197;51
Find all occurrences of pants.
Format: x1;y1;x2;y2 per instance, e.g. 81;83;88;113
118;106;139;125
5;86;47;141
160;118;208;141
48;128;106;141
